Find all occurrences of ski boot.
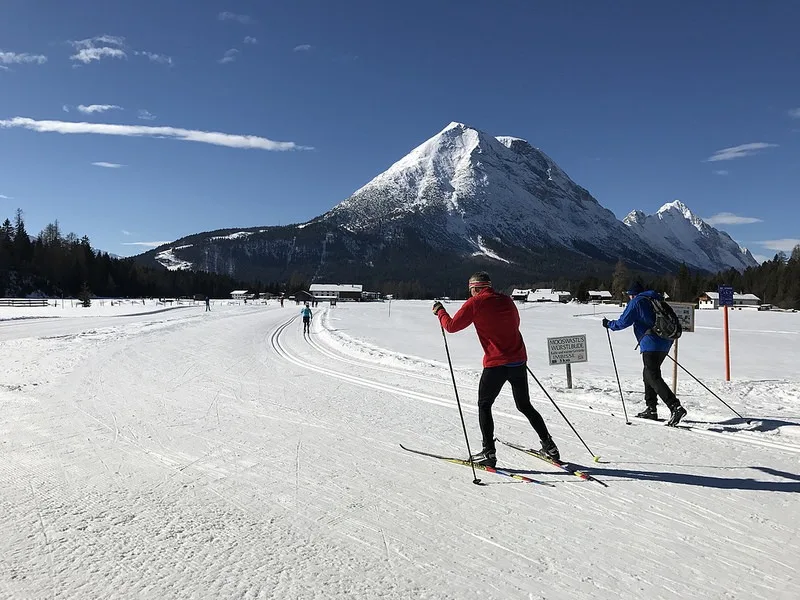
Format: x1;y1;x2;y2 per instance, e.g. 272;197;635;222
469;448;497;468
635;406;659;420
666;405;687;427
540;436;560;462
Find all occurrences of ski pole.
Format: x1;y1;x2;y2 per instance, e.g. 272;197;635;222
606;329;631;424
526;366;602;462
440;327;483;486
664;354;746;420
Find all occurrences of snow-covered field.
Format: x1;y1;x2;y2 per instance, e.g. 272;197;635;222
2;299;798;599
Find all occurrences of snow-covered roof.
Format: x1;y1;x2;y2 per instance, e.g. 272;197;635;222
309;284;363;293
511;289;532;296
588;290;613;298
230;290;249;295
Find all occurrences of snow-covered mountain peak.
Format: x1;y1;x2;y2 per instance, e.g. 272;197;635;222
624;202;758;271
624;209;647;226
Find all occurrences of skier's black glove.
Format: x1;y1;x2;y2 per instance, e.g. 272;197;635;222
602;317;610;328
432;301;444;316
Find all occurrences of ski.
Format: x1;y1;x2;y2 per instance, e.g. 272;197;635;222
496;439;608;487
399;444;552;486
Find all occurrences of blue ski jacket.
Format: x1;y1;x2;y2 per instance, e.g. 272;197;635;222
607;290;673;353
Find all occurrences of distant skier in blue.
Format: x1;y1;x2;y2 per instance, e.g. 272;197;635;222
301;303;313;333
603;281;687;426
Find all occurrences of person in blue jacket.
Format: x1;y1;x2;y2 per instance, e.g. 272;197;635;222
602;281;687;426
301;303;313;333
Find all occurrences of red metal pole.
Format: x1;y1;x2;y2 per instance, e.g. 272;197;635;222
723;304;731;381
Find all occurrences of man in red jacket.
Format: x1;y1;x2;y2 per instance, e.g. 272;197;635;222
432;271;559;467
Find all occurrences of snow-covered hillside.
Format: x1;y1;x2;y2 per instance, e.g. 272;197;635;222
624;201;758;272
322;122;667;269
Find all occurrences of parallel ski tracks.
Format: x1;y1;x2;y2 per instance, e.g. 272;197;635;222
269;314;800;456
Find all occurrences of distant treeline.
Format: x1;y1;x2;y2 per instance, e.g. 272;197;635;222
3;210;798;308
0;211;286;299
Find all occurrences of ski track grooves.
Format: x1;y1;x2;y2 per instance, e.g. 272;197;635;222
269;312;800;457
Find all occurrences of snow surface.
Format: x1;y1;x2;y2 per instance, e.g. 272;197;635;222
2;300;799;599
154;248;194;271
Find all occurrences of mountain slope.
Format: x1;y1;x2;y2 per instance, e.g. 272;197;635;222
136;123;756;288
623;201;758;272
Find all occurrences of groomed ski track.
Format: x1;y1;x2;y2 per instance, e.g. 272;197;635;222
2;304;798;599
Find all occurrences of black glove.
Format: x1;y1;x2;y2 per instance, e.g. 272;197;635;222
432;301;444;315
602;317;610;329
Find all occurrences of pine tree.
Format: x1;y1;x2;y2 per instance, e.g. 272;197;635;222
79;281;92;307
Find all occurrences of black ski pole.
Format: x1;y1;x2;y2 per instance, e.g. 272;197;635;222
440;327;483;486
606;329;631;424
526;366;601;462
664;353;746;420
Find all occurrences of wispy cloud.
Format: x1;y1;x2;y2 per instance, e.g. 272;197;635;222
69;35;126;64
293;44;313;52
0;65;9;71
62;104;70;113
218;11;255;25
137;109;156;121
704;212;763;226
91;161;124;168
713;170;729;176
0;117;311;151
789;108;800;119
77;104;122;114
122;241;171;248
122;230;132;236
706;142;778;162
135;51;173;66
217;48;239;64
0;51;47;65
244;36;258;45
0;194;12;199
759;239;800;252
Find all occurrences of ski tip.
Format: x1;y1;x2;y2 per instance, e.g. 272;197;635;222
593;455;602;463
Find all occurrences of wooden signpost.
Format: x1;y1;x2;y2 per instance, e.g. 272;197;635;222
547;334;588;389
667;301;695;394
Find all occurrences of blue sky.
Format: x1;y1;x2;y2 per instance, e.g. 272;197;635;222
1;0;798;262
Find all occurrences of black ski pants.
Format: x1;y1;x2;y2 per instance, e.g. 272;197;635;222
478;364;550;452
642;351;679;410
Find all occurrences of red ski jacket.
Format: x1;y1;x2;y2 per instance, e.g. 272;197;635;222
436;288;527;368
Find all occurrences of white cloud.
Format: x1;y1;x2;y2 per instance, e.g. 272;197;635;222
62;104;70;113
71;47;126;64
91;162;125;168
759;239;800;252
69;35;126;64
137;109;156;121
0;116;311;151
77;104;122;114
0;194;12;199
0;65;9;71
293;44;313;52
122;230;132;236
244;36;258;44
217;48;239;64
788;108;800;119
706;142;778;162
122;241;171;247
218;11;255;24
713;170;729;176
0;51;47;65
135;51;173;65
703;212;763;226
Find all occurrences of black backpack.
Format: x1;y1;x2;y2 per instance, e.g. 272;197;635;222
647;298;682;340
